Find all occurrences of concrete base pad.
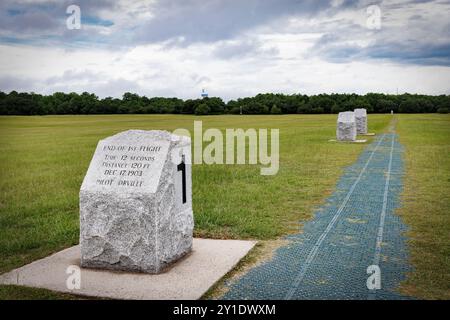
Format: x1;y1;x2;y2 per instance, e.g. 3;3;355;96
360;133;376;136
328;139;367;143
0;238;256;300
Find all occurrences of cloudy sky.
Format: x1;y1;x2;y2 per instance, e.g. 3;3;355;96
0;0;449;100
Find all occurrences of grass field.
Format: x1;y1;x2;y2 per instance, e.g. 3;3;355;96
0;114;448;299
396;114;450;299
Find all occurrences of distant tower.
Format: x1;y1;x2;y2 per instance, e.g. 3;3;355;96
201;88;208;99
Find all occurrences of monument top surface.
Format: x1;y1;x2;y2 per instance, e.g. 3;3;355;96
354;108;367;116
338;111;355;123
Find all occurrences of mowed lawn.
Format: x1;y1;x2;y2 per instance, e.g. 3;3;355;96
0;114;448;300
0;114;389;274
396;114;450;299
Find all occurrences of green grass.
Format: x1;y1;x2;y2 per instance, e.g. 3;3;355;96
1;114;449;300
0;114;447;301
396;114;450;299
0;114;390;299
0;115;389;270
0;285;84;300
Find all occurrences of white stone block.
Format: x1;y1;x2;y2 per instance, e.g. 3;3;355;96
80;130;193;273
354;108;368;134
336;111;357;141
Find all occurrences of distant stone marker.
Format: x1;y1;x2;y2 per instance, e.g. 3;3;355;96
80;130;193;274
354;108;368;135
336;111;357;141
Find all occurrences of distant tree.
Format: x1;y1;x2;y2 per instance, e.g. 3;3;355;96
194;103;210;115
231;107;241;114
416;98;435;113
98;97;119;114
376;99;397;113
331;104;345;114
38;95;55;114
242;101;265;114
225;100;238;114
436;96;450;114
261;105;270;114
57;101;70;114
229;104;242;114
182;99;201;114
203;97;225;114
171;98;184;114
123;92;140;102
0;90;446;115
306;95;333;114
297;101;310;114
342;97;372;112
68;93;83;114
270;105;282;114
399;98;419;113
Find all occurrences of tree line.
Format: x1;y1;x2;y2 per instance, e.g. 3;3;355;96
0;91;449;115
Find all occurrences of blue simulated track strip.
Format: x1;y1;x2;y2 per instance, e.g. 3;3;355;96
222;133;411;300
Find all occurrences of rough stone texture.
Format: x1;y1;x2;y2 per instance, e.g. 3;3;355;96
354;108;368;134
336;111;357;141
80;130;193;274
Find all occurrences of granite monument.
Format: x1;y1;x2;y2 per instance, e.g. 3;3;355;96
79;130;193;274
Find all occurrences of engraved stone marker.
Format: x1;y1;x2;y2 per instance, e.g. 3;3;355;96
354;108;368;134
336;111;357;141
80;130;193;273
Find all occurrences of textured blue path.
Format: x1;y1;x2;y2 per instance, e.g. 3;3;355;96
223;133;411;300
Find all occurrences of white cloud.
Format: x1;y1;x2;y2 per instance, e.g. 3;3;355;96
0;0;449;99
1;38;449;100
